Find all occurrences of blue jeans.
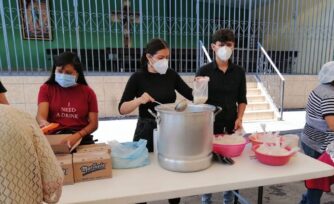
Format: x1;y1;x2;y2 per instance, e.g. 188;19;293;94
202;191;234;204
299;142;323;204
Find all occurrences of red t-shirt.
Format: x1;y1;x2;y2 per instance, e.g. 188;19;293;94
38;83;98;133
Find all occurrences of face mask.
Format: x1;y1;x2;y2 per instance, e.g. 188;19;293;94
152;59;169;74
55;73;77;88
216;46;233;61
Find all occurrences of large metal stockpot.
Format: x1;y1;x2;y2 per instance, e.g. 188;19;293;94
150;103;222;172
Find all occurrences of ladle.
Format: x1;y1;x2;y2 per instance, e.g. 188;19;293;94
174;99;188;112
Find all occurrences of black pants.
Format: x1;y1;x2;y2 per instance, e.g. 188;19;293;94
55;129;95;145
214;119;236;134
134;118;180;204
133;117;157;152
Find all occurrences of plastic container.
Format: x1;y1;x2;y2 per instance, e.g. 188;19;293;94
249;133;284;147
253;145;293;166
212;141;247;157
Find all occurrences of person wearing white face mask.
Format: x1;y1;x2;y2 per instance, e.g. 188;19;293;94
196;29;247;204
36;52;99;147
119;38;193;204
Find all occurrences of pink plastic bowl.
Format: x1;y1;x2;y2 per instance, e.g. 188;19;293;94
253;145;292;166
249;133;284;147
212;141;247;157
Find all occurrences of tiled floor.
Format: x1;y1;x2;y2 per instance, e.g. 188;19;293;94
93;111;334;204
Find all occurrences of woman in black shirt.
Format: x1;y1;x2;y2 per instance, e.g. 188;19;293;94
119;38;193;151
119;38;192;204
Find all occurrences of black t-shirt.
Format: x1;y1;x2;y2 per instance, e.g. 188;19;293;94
196;61;247;131
119;69;193;119
0;81;7;93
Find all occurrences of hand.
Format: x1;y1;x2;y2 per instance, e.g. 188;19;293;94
234;118;243;131
138;92;155;104
39;119;50;128
60;133;81;148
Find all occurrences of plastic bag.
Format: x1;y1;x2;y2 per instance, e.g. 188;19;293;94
193;76;210;104
108;139;150;169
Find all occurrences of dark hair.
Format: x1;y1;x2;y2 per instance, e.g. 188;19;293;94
140;38;169;71
211;29;236;44
45;52;88;85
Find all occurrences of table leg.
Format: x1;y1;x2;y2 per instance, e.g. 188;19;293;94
257;186;264;204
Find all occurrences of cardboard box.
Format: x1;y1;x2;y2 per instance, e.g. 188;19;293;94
56;154;74;185
76;143;111;153
46;134;81;154
73;152;112;182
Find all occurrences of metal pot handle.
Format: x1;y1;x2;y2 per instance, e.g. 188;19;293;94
148;109;161;124
214;106;222;116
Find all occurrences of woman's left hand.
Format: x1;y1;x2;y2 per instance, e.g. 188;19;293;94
234;118;243;131
60;133;82;148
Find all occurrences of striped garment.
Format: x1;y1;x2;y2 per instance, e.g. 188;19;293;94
301;84;334;153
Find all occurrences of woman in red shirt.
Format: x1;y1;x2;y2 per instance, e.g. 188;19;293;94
37;52;98;147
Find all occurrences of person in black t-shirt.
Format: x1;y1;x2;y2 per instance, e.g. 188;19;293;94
119;38;192;204
0;81;9;104
196;29;247;204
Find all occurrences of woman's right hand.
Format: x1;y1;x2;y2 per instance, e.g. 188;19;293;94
138;92;155;104
39;119;50;128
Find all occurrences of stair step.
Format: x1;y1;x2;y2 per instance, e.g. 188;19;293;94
247;88;261;96
246;82;258;88
247;95;266;103
244;110;275;121
246;102;270;111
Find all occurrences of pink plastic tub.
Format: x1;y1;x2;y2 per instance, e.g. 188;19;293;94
212;141;247;157
253;145;293;166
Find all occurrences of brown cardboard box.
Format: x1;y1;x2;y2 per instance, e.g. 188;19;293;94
56;154;74;185
76;143;111;153
73;152;112;182
46;134;81;154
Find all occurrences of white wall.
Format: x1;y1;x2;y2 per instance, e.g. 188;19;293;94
1;74;318;118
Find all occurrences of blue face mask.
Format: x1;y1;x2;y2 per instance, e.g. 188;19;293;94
55;73;77;88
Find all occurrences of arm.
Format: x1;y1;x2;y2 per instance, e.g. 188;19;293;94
321;97;334;132
325;116;334;131
119;74;155;115
0;81;9;104
235;69;247;130
63;112;98;147
175;73;193;101
0;93;9;104
120;93;155;114
37;102;50;127
234;103;247;130
37;84;51;127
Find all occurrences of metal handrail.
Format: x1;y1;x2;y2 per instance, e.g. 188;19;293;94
200;40;212;63
197;40;212;69
257;42;285;120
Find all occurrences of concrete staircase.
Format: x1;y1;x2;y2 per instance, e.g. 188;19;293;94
244;77;276;121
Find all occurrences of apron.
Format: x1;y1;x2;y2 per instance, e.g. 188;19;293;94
133;117;157;152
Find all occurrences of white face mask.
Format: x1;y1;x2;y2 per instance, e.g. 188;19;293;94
152;59;169;74
216;46;233;61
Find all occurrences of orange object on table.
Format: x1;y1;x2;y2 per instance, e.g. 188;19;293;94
305;152;334;192
41;123;59;134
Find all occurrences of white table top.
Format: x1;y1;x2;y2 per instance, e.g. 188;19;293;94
59;146;334;204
